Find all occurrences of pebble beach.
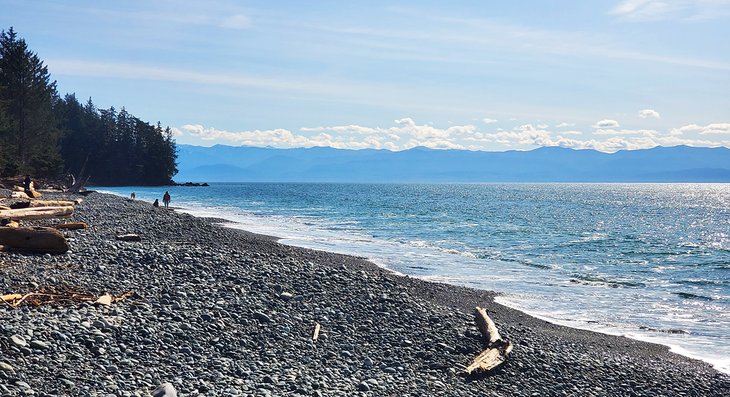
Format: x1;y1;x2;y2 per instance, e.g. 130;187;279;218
1;191;729;396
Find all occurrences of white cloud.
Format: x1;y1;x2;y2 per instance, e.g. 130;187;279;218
177;118;730;153
219;14;251;29
639;109;661;119
555;122;575;128
610;0;730;21
593;128;658;136
671;123;730;135
593;119;621;129
482;118;498;124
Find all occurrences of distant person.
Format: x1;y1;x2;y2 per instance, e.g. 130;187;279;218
130;192;136;200
23;175;32;191
163;191;171;208
153;199;159;207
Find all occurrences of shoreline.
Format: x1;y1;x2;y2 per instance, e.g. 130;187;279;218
166;196;730;375
1;191;728;396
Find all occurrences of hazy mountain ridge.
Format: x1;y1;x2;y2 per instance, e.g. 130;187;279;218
175;144;730;182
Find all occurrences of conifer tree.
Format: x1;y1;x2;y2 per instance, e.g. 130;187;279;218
0;27;62;176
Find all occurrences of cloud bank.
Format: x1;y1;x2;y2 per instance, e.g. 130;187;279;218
176;118;730;153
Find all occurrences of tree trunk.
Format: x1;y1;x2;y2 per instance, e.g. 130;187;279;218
0;226;69;254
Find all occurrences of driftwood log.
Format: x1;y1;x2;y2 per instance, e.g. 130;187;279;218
30;200;77;207
116;233;141;242
0;226;69;254
0;206;74;221
464;306;513;375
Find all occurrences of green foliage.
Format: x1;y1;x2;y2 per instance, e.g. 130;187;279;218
0;27;177;185
0;27;62;177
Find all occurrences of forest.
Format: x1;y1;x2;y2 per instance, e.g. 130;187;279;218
0;27;177;185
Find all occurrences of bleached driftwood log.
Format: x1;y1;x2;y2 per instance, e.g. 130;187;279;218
116;233;141;242
0;226;69;254
30;200;77;207
0;206;74;221
464;306;513;375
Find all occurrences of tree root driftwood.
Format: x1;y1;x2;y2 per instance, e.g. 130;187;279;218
464;306;513;375
1;288;135;308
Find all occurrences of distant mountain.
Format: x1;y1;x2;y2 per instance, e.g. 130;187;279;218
174;144;730;183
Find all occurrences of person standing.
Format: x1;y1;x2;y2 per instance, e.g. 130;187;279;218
163;191;171;208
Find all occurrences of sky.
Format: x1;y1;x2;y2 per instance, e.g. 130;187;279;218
1;0;729;152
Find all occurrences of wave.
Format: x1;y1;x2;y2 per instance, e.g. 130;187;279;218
570;274;645;288
674;292;714;301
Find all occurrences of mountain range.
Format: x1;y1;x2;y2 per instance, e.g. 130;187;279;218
174;144;730;183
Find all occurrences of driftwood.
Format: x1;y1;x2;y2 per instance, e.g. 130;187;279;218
30;200;77;207
11;191;30;199
116;233;141;242
464;307;513;375
1;289;134;308
0;226;69;254
52;221;88;230
0;206;74;221
313;322;321;341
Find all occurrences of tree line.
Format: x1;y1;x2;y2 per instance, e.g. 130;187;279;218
0;27;177;185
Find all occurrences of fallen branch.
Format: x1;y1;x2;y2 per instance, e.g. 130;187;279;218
1;288;135;308
464;306;513;375
313;322;321;341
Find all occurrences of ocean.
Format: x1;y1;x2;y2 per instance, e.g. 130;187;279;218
99;183;730;373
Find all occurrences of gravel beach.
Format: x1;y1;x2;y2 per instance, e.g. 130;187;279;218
1;191;728;396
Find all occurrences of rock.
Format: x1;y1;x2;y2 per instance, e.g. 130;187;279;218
253;312;272;323
30;340;50;350
279;292;293;301
10;334;27;348
357;382;370;392
152;382;177;397
0;362;13;372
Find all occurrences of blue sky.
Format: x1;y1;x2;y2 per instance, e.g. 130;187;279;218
2;0;729;152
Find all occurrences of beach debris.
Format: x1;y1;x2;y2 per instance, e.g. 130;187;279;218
10;191;30;199
0;226;69;254
116;233;141;242
0;206;74;221
464;306;513;375
313;322;321;341
52;221;88;230
28;199;78;207
1;288;134;308
94;294;113;305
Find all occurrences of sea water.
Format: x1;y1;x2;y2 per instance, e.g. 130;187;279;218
100;183;730;373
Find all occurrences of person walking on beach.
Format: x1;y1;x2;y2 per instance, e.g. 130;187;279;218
163;191;171;208
23;174;32;191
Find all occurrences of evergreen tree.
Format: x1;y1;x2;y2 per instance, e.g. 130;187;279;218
0;27;62;177
1;27;177;184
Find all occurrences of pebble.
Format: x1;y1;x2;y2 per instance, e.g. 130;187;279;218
0;191;724;397
30;340;50;350
10;334;27;347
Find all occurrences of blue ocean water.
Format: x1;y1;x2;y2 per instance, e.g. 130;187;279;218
100;183;730;373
